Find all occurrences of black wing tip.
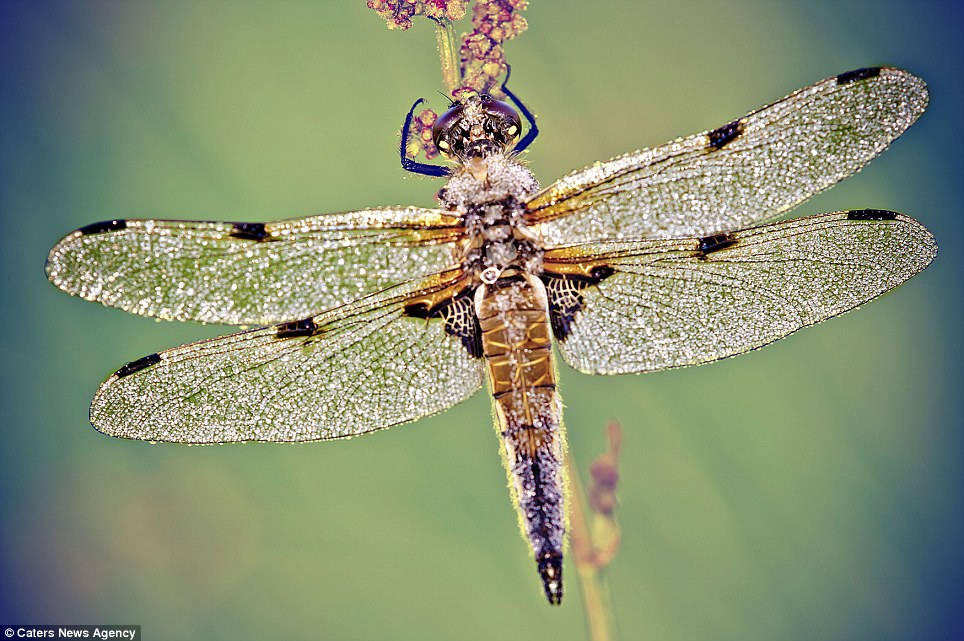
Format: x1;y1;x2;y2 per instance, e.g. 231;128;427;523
276;317;319;338
114;353;161;378
847;209;898;221
699;232;738;254
78;219;127;235
229;222;271;241
708;119;745;150
836;67;882;85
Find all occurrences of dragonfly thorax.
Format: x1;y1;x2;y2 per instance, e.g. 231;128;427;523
463;197;543;284
440;154;544;284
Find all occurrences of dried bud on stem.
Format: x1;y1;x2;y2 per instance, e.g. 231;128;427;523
567;421;622;641
405;108;442;161
367;0;467;31
589;421;622;517
458;0;528;98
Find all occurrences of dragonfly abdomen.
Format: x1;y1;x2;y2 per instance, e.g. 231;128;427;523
475;275;566;605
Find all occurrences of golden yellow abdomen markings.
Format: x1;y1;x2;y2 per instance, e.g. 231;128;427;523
475;275;557;455
474;274;567;604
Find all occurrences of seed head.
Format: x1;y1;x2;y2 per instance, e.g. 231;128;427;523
367;0;468;30
458;0;528;96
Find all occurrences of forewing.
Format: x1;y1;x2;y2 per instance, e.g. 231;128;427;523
90;272;485;443
528;68;928;245
543;211;936;375
46;207;463;326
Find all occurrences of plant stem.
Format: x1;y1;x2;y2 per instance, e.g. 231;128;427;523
433;17;461;95
567;454;617;641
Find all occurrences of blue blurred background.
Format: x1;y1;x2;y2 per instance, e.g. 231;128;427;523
2;1;961;639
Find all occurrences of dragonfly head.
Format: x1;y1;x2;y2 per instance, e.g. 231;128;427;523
432;93;522;162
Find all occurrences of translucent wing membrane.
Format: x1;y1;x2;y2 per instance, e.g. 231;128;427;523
46;207;462;326
544;211;936;375
528;68;928;245
90;272;485;443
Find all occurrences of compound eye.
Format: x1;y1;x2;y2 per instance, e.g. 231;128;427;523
481;98;522;143
431;103;465;157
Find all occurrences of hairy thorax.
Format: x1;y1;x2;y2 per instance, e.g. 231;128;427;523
438;154;544;286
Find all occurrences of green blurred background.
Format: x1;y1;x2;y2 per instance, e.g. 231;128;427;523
2;1;961;639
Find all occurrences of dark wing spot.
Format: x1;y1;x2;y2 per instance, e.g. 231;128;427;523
836;67;881;85
590;265;615;281
115;353;161;378
276;317;318;338
542;268;616;341
708;119;745;150
403;288;483;358
229;222;271;241
847;209;897;221
78;219;127;235
699;232;737;255
403;302;432;319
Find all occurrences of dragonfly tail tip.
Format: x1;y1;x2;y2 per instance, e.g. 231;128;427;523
538;552;563;605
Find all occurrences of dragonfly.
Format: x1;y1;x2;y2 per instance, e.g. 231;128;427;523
46;66;936;605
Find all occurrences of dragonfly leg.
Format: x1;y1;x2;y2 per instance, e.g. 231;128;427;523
399;98;450;177
500;65;539;153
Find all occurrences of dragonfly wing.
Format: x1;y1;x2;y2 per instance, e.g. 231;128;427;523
90;271;485;442
46;207;462;326
542;211;936;375
528;68;928;245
